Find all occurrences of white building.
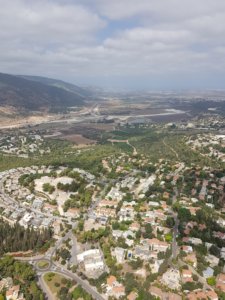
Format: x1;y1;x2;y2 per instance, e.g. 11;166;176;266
113;247;126;263
162;268;181;290
77;249;105;273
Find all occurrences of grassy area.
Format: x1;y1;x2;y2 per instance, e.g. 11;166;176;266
37;260;50;269
44;272;75;296
113;142;133;153
0;143;120;174
104;126;225;168
1;126;224;173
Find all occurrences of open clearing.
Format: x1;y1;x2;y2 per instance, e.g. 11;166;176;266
59;134;96;146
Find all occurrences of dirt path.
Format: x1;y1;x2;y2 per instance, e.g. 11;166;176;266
108;139;137;155
127;140;138;155
163;138;179;160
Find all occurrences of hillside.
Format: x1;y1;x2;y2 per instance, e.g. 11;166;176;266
19;75;91;98
0;73;85;113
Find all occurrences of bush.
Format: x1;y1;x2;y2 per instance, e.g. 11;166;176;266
43;183;55;194
128;258;143;270
207;277;216;286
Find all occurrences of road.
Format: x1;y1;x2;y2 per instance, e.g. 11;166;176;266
168;205;179;266
171;212;179;260
37;261;105;300
52;268;105;300
108;139;137;155
36;267;105;300
127;140;138;155
38;274;55;300
171;186;179;261
162;137;182;265
70;234;78;265
16;229;105;300
163;138;179;160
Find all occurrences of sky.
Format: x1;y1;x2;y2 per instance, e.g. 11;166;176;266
1;0;225;90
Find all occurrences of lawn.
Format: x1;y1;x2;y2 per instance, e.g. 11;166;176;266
44;272;75;296
37;260;50;269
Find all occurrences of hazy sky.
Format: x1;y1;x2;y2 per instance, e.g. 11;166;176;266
1;0;225;89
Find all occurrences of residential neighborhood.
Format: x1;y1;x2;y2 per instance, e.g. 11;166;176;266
0;115;225;299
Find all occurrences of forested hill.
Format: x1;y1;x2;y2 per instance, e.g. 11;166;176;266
20;75;91;97
0;72;86;113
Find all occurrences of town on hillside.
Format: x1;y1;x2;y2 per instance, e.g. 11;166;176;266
0;112;225;300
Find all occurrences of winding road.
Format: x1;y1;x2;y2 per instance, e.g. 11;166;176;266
163;138;179;160
16;231;105;300
108;138;137;155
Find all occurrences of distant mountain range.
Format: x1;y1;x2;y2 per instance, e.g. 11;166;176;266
0;73;90;113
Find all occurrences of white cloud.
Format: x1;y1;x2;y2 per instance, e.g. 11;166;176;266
96;0;225;21
1;0;225;88
0;0;105;45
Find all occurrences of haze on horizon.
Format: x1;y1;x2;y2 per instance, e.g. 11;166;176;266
1;0;225;90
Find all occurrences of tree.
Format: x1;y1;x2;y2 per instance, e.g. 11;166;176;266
165;233;173;242
57;287;72;300
210;245;220;258
143;223;153;239
207;277;216;286
42;183;55;194
166;216;175;228
78;220;84;231
0;256;44;299
124;273;139;294
0;218;52;255
72;285;92;300
178;207;191;222
128;258;143;270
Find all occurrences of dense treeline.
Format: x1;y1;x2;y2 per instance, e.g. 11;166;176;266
0;219;52;255
57;180;80;193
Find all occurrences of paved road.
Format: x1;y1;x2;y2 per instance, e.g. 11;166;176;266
172;186;179;261
15;229;105;300
16;242;105;300
16;255;45;261
163;137;182;263
52;268;105;300
38;274;56;300
70;234;78;265
172;212;179;260
36;261;105;300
